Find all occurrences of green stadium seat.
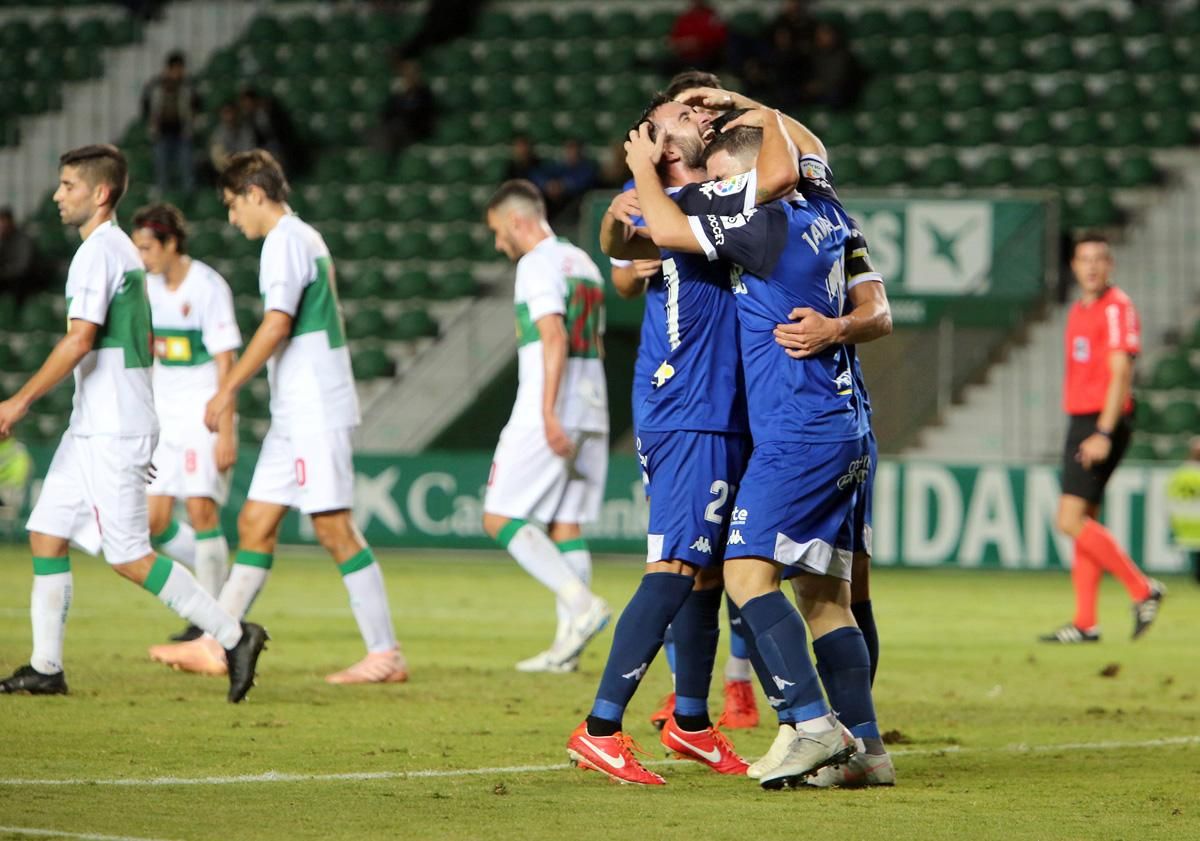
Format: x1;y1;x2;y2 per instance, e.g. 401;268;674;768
1133;38;1175;74
475;12;517;39
1133;400;1160;433
1144;76;1184;113
285;14;322;43
1096;80;1139;111
562;11;597;40
1160;401;1200;434
433;113;474;146
1151;354;1196;389
1060;113;1102;147
854;10;891;38
1018;154;1065;187
246;16;285;43
859;78;898;112
326;14;364;43
859;111;902;148
393;269;433;300
966;154;1016;188
1112;153;1158;188
912;154;962;187
1125;440;1159;461
992;79;1036;112
394;309;439;340
0;20;34;51
1147;113;1191;147
16;339;55;373
601;11;639;39
346;309;390;340
438;229;480;261
984;36;1026;73
1066;191;1121;229
905;114;950;148
1073;8;1113;37
858;155;910;187
228;266;259;296
315;154;354;184
828;153;861;186
1108;113;1150;147
1082;39;1126;74
983;9;1021;37
352;347;394;381
895;9;934;38
642;10;676;38
322;229;350;259
235;302;260;337
1047;81;1088;111
938;8;976;37
1064;152;1109;188
954;112;996;147
439;155;476;185
1187;321;1200;350
894;39;938;73
1011;114;1054;146
940;41;984;74
947;77;988;111
905;80;943;112
1024;8;1065;37
522;13;557;40
1029;36;1075;73
308;191;350;223
394;193;435;223
436;193;478;224
352;228;393;261
393;230;433;261
430;270;478;300
35;19;71;47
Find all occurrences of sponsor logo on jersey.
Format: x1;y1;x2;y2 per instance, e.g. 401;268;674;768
1073;336;1090;362
689;536;713;554
730;506;748;526
801;158;828;183
652;360;676;388
699;173;750;199
622;662;649;681
719;207;757;230
834;369;854;395
727;529;745;545
155;336;192;362
706;215;725;246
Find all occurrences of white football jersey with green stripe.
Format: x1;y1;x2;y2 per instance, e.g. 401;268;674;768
260;214;360;430
65;220;157;437
510;235;607;433
148;258;241;431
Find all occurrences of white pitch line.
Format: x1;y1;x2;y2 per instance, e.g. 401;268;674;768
1;735;1196;788
0;827;182;841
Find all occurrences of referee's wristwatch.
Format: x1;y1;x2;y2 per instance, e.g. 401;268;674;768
1094;427;1113;439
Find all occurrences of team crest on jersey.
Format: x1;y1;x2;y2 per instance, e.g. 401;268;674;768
181;301;191;318
1073;337;1090;362
699;172;749;199
834;369;853;395
652;360;675;388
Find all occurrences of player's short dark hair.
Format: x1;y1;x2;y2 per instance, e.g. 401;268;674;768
218;149;291;203
630;92;674;142
486;179;546;218
132;203;188;254
701;124;763;169
664;69;723;100
59;144;128;209
1071;232;1110;257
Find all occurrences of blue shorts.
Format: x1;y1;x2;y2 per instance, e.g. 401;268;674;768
727;438;869;581
854;430;877;558
638;430;752;568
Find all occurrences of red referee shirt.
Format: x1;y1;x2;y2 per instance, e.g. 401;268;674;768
1063;285;1140;415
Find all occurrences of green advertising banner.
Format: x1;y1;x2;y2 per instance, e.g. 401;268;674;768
3;447;1186;574
583;193;1049;329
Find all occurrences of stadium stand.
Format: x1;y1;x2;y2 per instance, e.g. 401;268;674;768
3;1;1198;457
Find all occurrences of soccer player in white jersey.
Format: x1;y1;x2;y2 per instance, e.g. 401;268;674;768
133;203;241;642
482;180;612;672
0;144;266;702
149;150;406;684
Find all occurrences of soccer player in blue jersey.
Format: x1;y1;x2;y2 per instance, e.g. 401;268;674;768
629;120;886;789
565;98;798;785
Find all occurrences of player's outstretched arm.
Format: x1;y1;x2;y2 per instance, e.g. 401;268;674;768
600;190;659;261
611;259;663;299
203;311;292;432
718;107;799;203
773;280;892;359
674;86;828;161
535;314;574;458
0;319;97;438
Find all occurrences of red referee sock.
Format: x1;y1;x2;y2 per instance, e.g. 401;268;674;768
1071;545;1103;630
1077;519;1152;602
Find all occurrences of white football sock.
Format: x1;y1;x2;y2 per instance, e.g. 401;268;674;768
725;655;753;682
554;539;593;644
154;518;196;570
218;551;272;620
151;559;241;648
30;568;72;675
339;551;398;654
502;522;591;616
193;530;229;598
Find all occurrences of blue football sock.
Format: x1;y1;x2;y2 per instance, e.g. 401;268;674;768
726;594;750;659
813;626;880;741
739;591;828;723
671;586;722;726
851;599;879;687
590;572;694;727
663;624;677;677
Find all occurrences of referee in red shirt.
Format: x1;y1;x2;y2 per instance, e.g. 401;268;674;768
1042;234;1165;644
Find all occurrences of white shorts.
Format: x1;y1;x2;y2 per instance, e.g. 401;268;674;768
484;425;608;525
146;423;230;504
246;424;355;514
26;433;155;565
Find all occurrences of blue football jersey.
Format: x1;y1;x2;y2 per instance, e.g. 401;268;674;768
631;175;759;436
686;193;866;444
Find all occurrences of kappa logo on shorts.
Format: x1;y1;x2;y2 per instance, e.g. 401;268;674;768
727;529;745;546
689;536;713;554
622;662;649;682
772;675;796;690
766;694;786;708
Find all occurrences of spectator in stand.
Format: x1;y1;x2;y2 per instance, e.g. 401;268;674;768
533;138;600;221
144;51;200;194
0;207;39;298
667;0;728;73
775;0;816;52
376;57;436;161
237;86;309;177
504;134;543;182
799;22;864;111
208;101;255;174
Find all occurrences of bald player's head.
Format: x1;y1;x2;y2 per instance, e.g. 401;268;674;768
485;179;550;261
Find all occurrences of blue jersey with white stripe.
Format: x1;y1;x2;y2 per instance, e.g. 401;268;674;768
631;176;754;435
687;191;867;444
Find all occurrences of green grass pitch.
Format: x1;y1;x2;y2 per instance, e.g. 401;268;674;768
1;545;1197;841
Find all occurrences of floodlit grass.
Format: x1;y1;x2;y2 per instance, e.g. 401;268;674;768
1;546;1197;841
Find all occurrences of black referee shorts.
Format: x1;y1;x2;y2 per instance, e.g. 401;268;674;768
1060;412;1133;505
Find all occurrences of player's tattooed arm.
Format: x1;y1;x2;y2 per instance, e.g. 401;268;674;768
601;190;658;261
213;349;238;471
535;314;575;458
625;124;702;253
0;318;98;438
674;86;828;161
204;310;292;432
773;281;892;359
